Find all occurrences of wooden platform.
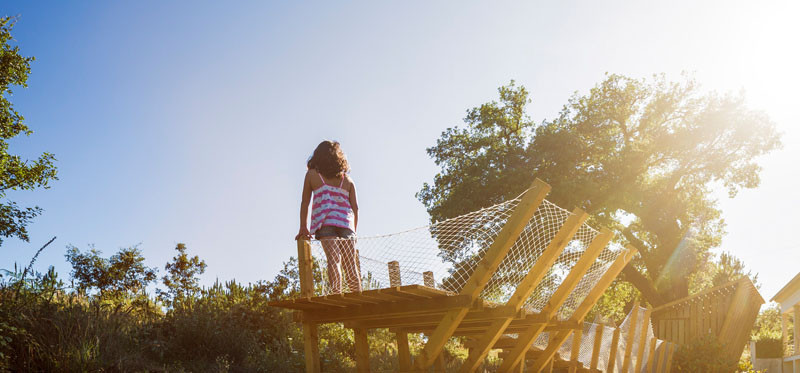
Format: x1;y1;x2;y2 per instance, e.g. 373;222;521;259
268;284;581;336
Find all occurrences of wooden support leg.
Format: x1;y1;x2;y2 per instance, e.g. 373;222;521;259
354;327;370;373
396;331;412;372
303;322;321;373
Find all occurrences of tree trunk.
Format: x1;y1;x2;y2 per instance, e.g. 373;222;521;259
620;264;666;307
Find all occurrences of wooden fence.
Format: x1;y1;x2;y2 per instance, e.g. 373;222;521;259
650;277;764;363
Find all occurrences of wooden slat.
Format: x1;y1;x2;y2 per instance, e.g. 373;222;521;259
655;340;667;373
606;327;620;372
620;301;640;373
590;324;604;370
664;343;675;372
412;179;552;370
647;338;657;373
633;308;652;373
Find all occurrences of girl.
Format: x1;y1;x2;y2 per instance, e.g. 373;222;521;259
296;140;361;293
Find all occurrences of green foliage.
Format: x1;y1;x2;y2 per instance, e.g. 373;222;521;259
158;243;207;310
419;75;781;307
65;244;157;300
0;17;58;245
752;304;782;340
673;334;738;372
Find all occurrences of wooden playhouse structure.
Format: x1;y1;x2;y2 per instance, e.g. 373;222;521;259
650;277;764;367
269;179;679;372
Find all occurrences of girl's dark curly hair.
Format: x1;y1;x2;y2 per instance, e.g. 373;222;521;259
307;140;350;178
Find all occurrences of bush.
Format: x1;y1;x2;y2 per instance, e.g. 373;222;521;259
673;334;738;373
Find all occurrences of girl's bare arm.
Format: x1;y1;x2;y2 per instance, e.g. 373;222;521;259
349;178;359;232
296;170;313;240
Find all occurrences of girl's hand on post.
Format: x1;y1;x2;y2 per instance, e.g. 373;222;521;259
296;227;312;240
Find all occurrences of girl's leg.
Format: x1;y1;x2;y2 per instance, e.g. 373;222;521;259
320;238;342;294
341;238;362;292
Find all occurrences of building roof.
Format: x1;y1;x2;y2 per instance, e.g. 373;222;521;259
772;271;800;303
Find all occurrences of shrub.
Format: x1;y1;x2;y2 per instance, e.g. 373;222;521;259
673;334;738;373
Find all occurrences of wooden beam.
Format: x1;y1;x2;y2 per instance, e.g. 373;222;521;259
354;327;370;373
634;308;652;373
299;294;473;323
396;331;412;371
412;179;552;370
458;209;590;373
521;247;638;373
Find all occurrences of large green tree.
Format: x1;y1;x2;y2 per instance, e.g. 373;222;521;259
0;17;57;245
418;75;780;306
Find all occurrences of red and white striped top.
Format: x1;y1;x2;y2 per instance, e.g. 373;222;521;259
310;173;355;234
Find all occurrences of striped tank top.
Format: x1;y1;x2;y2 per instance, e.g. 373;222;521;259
310;173;355;234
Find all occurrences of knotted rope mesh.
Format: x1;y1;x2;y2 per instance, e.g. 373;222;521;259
306;191;622;320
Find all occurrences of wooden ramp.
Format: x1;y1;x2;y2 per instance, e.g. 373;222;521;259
269;179;637;372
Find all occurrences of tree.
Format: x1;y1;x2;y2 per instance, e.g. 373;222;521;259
419;75;780;306
158;243;207;309
0;17;58;245
65;245;157;299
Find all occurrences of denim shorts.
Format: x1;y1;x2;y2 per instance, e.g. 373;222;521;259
315;225;356;239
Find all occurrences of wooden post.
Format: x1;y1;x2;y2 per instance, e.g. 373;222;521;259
298;240;321;373
569;327;583;373
388;261;401;287
607;327;621;372
423;271;435;288
620;301;640;373
354;327;370;373
783;312;789;357
795;305;800;354
412;179;552;370
396;331;412;371
590;324;605;370
634;308;652;373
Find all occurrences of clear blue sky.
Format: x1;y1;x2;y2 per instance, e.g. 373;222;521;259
1;1;798;301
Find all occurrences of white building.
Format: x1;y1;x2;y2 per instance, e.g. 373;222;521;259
772;272;800;372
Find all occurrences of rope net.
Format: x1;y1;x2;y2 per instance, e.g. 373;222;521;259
305;191;623;320
524;306;674;372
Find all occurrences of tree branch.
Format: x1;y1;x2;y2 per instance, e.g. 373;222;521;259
620;264;666;307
